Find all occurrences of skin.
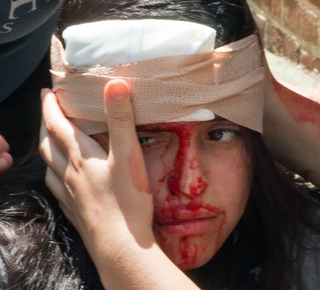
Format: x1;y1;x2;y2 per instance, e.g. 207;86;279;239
263;59;320;187
40;80;200;290
0;135;13;173
92;118;252;270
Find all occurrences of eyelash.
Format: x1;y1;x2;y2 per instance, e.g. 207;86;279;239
137;127;241;148
207;128;240;143
138;136;162;148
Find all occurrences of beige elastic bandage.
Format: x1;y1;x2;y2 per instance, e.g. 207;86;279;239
50;20;265;135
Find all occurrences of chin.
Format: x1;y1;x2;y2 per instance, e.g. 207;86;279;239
169;247;215;271
177;255;213;271
155;232;218;271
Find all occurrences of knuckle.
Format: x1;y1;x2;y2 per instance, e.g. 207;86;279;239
108;110;134;128
45;118;58;135
70;161;82;175
68;153;84;174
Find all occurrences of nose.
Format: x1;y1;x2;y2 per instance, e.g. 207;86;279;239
168;145;208;198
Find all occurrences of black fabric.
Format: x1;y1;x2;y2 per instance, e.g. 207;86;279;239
0;0;63;100
0;49;51;158
0;157;104;289
0;0;63;158
185;214;267;290
186;205;320;290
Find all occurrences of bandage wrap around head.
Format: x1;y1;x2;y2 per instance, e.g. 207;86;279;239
50;19;265;135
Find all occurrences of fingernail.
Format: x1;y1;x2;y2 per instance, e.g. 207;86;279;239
107;80;129;101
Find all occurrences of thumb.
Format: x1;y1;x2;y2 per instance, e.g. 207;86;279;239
104;79;139;155
104;79;151;195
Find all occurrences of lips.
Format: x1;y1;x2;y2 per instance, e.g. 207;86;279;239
154;217;218;236
154;209;218;224
153;203;224;236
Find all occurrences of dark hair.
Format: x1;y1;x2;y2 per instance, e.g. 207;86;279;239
243;131;320;290
0;158;103;289
1;1;320;289
56;0;257;47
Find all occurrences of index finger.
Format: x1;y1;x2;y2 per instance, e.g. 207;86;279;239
40;88;79;155
40;88;104;159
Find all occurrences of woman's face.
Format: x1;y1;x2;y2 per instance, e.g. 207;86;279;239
92;118;252;270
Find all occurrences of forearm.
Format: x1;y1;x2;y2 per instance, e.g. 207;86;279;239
263;69;320;187
86;233;199;290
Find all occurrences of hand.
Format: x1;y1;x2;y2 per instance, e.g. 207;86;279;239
39;80;154;245
39;81;199;290
0;135;13;172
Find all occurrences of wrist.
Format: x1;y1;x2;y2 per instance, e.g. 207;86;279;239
92;236;199;290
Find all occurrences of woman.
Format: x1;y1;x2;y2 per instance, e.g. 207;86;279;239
2;0;320;289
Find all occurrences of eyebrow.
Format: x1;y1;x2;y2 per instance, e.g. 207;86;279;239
136;117;231;132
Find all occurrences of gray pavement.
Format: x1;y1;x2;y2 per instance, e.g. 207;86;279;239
265;50;320;88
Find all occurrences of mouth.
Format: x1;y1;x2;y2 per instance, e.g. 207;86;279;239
153;203;223;236
153;216;218;236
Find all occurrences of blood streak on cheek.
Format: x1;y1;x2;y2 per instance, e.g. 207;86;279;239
273;79;320;136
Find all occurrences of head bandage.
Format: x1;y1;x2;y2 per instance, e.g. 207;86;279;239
51;19;265;134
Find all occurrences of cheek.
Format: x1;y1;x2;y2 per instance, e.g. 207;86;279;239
142;148;172;198
211;152;252;237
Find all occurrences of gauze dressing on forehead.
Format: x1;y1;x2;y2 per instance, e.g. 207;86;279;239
51;19;264;135
63;19;216;67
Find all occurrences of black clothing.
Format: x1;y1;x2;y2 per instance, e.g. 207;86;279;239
0;50;51;158
186;207;320;290
0;0;63;158
0;0;62;100
186;217;267;290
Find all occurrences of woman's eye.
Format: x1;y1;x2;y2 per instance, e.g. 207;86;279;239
137;132;170;149
138;136;158;148
207;128;239;142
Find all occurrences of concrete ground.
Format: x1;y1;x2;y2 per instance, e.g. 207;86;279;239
265;50;320;89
